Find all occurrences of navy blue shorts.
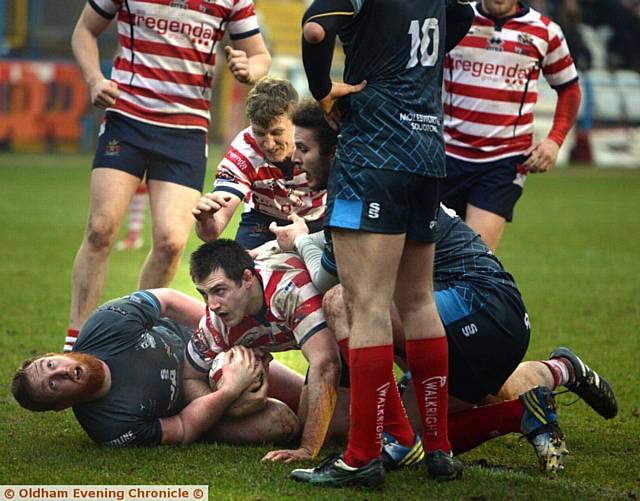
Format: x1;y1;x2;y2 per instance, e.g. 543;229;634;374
326;165;441;242
434;282;531;403
236;210;324;249
93;112;207;191
441;155;527;222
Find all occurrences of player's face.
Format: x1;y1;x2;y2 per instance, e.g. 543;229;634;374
481;0;519;18
251;115;295;163
28;353;106;409
195;268;255;327
292;126;331;191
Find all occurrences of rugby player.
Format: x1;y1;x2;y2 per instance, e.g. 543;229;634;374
265;100;617;480
192;77;326;249
66;0;270;351
441;0;582;251
185;239;341;463
299;0;460;486
12;289;301;446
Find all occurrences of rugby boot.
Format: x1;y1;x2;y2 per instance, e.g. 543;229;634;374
520;386;568;472
550;347;618;419
290;454;385;489
425;450;464;481
380;432;425;470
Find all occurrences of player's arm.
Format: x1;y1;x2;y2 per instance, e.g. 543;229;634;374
263;329;339;461
192;191;243;242
160;347;261;445
147;288;204;329
302;0;366;115
268;215;338;293
445;0;474;53
71;3;119;109
522;81;581;173
226;33;271;85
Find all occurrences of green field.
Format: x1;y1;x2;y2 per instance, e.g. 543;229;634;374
0;153;638;500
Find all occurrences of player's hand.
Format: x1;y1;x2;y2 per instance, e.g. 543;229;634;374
225;46;253;84
89;79;119;109
521;138;560;173
268;213;309;251
318;80;367;130
192;192;233;221
221;346;261;397
261;447;314;463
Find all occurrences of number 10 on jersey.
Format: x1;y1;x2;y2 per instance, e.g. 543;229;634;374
406;18;440;69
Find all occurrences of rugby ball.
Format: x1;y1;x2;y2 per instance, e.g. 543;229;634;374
208;351;227;391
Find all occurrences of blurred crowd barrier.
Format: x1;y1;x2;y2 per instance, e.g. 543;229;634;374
0;60;88;152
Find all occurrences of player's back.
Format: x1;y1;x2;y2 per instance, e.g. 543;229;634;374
336;0;447;176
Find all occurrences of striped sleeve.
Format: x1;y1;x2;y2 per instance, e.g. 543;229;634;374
228;0;260;39
541;20;578;88
273;265;327;347
186;314;224;373
213;129;257;200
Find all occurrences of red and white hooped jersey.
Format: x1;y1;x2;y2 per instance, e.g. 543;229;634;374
443;3;578;162
186;252;326;372
90;0;260;131
213;127;326;222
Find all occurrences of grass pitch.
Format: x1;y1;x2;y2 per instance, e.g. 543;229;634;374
0;152;638;499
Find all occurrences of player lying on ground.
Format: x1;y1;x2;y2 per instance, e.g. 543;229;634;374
11;289;302;447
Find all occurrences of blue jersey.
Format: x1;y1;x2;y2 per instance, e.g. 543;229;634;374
336;0;446;176
72;292;191;446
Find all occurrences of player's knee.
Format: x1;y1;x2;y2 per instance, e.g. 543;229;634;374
269;400;301;444
85;214;119;251
322;286;344;317
302;22;326;44
152;234;187;260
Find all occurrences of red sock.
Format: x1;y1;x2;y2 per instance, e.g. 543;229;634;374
64;328;79;352
338;338;414;447
448;399;524;454
405;337;451;453
344;345;394;467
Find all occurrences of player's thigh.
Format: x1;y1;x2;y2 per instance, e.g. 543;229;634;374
147;180;201;247
267;361;304;414
394;176;440;309
145;125;207;244
327;165;420;303
87;168;142;237
465;204;507;251
204;398;300;445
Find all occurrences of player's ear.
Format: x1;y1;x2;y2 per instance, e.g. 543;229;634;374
242;269;254;288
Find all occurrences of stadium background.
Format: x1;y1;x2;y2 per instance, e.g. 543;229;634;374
0;1;638;499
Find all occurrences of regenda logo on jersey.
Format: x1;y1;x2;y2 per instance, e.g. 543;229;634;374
449;57;531;80
132;13;216;44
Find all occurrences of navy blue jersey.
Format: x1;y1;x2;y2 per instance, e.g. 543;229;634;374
336;0;446;176
72;291;192;446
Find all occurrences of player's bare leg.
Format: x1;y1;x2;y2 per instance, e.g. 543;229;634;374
203;398;301;445
267;360;305;414
292;230;405;487
140;180;201;289
69;168;141;333
465;204;506;253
